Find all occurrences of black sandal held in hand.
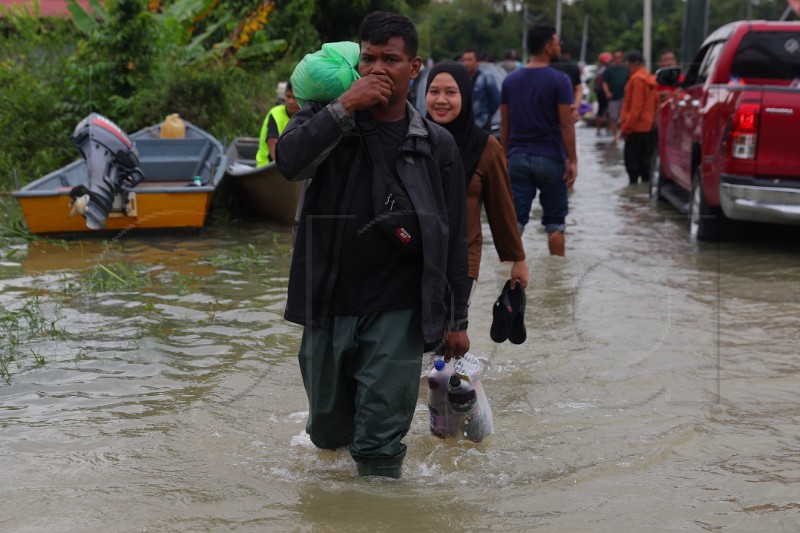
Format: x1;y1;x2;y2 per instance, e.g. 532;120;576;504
490;280;514;343
490;280;527;344
507;282;526;345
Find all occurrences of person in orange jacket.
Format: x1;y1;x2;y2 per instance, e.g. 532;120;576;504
620;50;659;185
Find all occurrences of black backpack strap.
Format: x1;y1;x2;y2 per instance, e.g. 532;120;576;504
355;110;387;166
421;117;439;160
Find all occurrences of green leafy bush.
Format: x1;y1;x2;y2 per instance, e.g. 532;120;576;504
0;16;82;190
64;0;158;119
0;1;297;194
123;62;285;142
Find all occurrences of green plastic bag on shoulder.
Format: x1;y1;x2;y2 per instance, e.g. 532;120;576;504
290;41;361;107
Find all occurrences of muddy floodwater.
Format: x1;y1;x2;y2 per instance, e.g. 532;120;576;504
2;125;800;532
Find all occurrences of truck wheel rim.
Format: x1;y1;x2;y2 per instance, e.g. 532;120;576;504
649;154;660;199
689;181;700;238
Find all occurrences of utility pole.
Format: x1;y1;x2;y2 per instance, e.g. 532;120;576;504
580;14;589;65
644;0;652;71
556;0;562;37
522;0;528;64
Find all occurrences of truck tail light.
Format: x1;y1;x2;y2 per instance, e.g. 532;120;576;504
730;103;760;159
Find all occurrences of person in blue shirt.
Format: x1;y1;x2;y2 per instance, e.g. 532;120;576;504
500;24;578;256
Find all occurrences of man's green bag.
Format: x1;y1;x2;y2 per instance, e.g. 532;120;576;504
290;41;361;107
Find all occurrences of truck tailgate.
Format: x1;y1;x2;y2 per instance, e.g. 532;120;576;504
757;87;800;180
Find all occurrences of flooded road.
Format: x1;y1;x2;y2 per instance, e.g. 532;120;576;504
2;125;799;532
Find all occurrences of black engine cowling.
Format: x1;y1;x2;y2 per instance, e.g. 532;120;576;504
69;113;144;229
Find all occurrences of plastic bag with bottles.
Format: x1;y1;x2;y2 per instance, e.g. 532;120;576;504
426;353;494;443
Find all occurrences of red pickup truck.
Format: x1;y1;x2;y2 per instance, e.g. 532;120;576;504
652;20;800;240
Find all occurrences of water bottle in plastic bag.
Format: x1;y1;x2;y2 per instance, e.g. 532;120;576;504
427;358;453;438
447;353;494;442
447;374;491;443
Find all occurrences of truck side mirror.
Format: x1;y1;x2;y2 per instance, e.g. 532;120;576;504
655;66;682;87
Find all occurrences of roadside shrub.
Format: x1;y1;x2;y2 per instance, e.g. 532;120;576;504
0;3;298;193
64;0;158;120
0;71;75;187
0;17;82;190
122;60;292;143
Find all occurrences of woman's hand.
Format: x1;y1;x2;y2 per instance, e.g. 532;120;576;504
510;260;529;289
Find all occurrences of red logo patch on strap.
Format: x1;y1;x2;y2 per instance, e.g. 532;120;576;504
396;227;412;243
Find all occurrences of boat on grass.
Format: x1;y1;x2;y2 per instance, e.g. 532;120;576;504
223;137;302;225
13;115;226;236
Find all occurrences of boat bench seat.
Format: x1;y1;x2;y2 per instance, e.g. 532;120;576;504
134;138;214;182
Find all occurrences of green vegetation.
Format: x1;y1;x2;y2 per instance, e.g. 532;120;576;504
0;196;31;241
207;243;275;269
0;295;68;379
82;262;154;292
415;0;792;65
57;261;205;294
0;0;301;192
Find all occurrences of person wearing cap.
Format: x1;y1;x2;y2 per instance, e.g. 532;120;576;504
593;52;612;135
602;50;628;145
620;50;659;184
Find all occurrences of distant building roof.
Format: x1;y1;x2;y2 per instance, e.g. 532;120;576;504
0;0;100;18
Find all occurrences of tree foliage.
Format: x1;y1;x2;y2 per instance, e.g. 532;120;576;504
412;0;795;66
313;0;429;43
66;0;158;118
417;0;511;61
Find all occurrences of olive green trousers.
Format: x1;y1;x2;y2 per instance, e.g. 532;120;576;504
298;308;424;478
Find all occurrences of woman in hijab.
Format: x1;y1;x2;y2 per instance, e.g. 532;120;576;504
425;61;528;294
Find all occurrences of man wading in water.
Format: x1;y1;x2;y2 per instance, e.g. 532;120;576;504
276;11;471;479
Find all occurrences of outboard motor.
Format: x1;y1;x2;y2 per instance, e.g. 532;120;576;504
69;113;144;230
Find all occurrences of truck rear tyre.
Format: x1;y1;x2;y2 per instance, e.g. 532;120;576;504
689;168;721;241
689;167;743;241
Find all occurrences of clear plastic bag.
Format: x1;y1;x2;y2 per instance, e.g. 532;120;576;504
289;41;361;107
445;353;494;442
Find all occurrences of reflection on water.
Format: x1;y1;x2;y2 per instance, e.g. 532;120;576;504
2;128;800;531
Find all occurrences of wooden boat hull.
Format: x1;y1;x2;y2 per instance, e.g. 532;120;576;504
223;137;302;225
12;120;226;236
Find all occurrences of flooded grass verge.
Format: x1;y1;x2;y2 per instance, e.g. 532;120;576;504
0;295;71;379
0;194;30;241
0;196;292;380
